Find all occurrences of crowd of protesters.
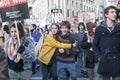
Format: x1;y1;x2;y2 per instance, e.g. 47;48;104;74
0;6;120;80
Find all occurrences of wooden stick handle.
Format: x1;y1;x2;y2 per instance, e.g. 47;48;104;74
15;20;21;47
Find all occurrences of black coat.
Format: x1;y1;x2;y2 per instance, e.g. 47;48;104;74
93;22;120;77
0;46;9;80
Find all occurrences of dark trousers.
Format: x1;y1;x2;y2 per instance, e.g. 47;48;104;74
41;62;58;80
32;61;36;74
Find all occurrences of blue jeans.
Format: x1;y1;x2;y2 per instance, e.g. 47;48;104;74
57;61;76;80
76;51;88;77
76;51;84;77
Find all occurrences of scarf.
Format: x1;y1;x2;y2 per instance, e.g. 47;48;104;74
60;32;71;38
8;38;21;63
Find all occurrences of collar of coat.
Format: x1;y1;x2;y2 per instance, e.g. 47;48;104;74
98;21;120;33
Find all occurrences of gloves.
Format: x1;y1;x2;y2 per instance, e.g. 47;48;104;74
17;45;25;54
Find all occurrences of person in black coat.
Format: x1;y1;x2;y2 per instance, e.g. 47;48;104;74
86;22;97;80
0;46;9;80
93;6;120;80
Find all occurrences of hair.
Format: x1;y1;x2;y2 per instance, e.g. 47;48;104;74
51;23;60;39
77;22;85;31
3;25;9;34
86;22;96;36
24;28;29;36
51;23;59;30
24;28;29;33
31;24;37;29
104;6;117;19
10;22;25;43
40;28;43;32
60;21;71;29
0;22;2;28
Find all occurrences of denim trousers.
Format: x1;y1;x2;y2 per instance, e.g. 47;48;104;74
57;61;76;80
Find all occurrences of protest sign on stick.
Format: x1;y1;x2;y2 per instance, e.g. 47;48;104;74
0;0;30;46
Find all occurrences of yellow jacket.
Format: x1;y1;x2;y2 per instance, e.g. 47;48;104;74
38;35;71;65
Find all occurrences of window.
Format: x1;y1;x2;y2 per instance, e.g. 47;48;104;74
84;5;85;12
67;9;69;17
89;7;91;11
76;12;79;16
72;1;74;6
76;2;78;8
87;6;88;11
72;11;74;17
88;0;90;3
92;8;95;11
67;0;69;5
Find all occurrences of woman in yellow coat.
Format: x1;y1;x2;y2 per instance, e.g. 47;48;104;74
38;24;76;80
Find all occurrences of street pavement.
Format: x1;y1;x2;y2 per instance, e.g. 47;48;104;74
31;68;42;80
31;63;101;80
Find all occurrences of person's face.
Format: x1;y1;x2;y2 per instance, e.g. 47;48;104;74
92;27;96;32
51;25;58;35
79;25;84;31
10;27;17;40
30;25;34;30
105;9;117;21
60;25;69;35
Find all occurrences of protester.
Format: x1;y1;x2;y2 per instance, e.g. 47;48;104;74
0;22;5;48
93;6;120;80
83;22;96;80
0;46;9;80
56;21;78;80
3;25;10;43
5;22;36;80
24;28;37;74
38;23;76;80
30;24;41;45
76;22;88;78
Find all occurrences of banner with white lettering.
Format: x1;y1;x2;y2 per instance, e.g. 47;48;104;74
0;0;29;22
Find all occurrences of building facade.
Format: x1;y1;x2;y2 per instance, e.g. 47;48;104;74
29;0;97;27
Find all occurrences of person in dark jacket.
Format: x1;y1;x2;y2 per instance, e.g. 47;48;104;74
0;46;9;80
30;24;41;44
93;6;120;80
56;21;78;80
84;22;96;80
76;22;88;78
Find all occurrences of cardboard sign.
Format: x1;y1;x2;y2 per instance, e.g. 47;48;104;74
51;9;62;23
0;0;29;22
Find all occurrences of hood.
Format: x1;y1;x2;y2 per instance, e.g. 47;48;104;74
99;21;120;33
100;21;117;28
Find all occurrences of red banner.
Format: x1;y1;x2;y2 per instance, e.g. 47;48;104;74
0;0;27;9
